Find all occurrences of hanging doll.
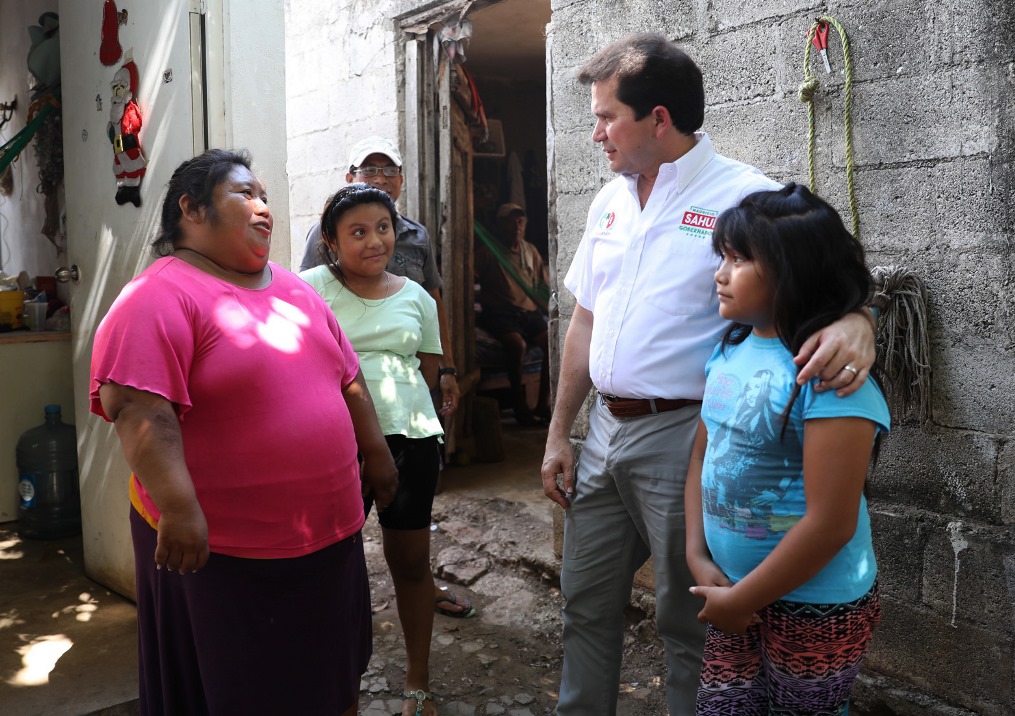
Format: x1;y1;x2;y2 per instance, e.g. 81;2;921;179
107;60;146;207
99;0;123;66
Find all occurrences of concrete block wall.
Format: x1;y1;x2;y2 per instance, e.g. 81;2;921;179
284;0;407;267
547;0;1014;713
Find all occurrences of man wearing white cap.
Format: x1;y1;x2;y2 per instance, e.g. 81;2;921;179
300;137;460;418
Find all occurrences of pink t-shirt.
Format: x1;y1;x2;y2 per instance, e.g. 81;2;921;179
90;257;364;559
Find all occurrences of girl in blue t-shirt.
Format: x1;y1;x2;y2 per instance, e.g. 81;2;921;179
685;183;889;715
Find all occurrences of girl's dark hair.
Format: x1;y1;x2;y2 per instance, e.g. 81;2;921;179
152;148;253;257
712;183;881;450
317;183;398;278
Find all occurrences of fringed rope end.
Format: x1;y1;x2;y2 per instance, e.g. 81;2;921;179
870;265;932;421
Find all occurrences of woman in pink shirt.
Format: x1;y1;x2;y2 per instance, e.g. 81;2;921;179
90;149;396;716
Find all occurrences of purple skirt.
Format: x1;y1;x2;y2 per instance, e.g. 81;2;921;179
131;509;371;715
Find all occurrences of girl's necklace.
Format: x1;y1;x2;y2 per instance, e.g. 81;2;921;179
341;270;390;308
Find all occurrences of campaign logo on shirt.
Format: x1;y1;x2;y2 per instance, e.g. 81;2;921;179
597;211;616;233
678;205;719;237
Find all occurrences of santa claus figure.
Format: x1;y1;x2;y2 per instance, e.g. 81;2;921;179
107;60;146;207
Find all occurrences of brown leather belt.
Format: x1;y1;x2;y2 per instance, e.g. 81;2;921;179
599;392;702;418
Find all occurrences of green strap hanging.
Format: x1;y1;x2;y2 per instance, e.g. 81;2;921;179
474;219;550;313
0;97;57;176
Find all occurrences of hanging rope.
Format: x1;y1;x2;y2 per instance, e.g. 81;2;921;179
798;16;860;239
798;19;932;421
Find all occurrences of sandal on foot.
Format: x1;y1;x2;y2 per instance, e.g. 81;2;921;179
434;586;478;618
401;688;436;716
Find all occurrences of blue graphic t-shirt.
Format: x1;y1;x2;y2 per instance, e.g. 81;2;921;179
701;332;890;603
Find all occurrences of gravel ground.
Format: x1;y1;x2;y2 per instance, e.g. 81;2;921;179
358;488;669;716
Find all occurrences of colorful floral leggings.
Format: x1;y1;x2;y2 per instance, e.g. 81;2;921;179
696;583;880;716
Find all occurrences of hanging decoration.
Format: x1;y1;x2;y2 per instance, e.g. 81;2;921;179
99;0;125;67
437;18;473;64
107;59;147;207
28;13;63;246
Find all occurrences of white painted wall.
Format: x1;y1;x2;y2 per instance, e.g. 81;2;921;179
223;0;290;267
56;0;289;598
284;1;403;266
0;0;64;282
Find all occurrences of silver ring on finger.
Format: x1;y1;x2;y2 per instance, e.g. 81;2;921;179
843;364;859;376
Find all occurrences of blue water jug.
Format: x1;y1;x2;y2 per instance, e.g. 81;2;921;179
16;404;81;539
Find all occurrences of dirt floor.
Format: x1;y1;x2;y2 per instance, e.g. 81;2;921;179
358;427;670;716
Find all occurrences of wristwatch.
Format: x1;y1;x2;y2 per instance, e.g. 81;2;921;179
438;367;458;378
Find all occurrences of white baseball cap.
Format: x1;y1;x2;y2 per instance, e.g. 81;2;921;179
347;136;403;168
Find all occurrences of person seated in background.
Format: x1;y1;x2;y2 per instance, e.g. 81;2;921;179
474;203;550;425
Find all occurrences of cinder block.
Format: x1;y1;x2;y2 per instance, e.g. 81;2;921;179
704;96;817;178
929;340;1015;434
1000;441;1015;525
693;27;778;105
917;244;1015;346
920;519;1015;628
551;128;609;196
840;157;998;253
551;0;696;70
836;67;994;166
853;671;988;716
920;0;1011;68
711;0;821;33
872;426;1002;521
864;597;1014;712
869;507;929;603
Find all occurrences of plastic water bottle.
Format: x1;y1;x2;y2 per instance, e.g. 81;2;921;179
16;404;81;539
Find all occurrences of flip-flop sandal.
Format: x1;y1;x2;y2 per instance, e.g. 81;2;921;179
400;688;437;716
434;586;478;618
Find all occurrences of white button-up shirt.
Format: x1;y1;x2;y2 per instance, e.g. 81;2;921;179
564;133;780;400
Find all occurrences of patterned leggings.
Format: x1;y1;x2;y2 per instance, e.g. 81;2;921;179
697;583;880;716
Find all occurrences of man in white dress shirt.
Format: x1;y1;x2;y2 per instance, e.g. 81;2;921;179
540;33;876;716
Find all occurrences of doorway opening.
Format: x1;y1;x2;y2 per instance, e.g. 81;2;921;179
401;0;553;466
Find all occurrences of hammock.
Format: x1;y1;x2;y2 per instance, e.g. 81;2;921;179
0;96;57;176
474;219;550;314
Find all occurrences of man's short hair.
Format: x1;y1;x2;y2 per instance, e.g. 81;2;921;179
577;32;704;135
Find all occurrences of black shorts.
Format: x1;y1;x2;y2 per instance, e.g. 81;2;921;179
481;306;548;343
364;434;441;530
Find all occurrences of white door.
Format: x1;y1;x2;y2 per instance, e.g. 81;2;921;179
59;0;209;598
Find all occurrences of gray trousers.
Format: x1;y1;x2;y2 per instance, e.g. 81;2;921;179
556;398;704;716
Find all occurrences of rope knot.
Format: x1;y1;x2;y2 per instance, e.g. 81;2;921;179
798;77;819;104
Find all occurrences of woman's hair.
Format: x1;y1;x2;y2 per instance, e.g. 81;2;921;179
317;183;398;278
712;183;879;442
152;148;253;257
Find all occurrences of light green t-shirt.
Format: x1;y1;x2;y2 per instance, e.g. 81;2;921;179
300;266;444;439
